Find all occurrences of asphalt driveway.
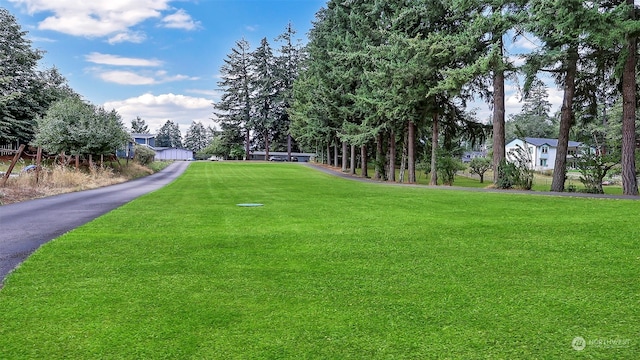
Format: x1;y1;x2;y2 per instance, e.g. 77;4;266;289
0;161;190;286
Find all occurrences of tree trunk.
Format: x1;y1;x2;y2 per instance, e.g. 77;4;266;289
342;141;348;172
350;144;356;175
551;48;578;192
408;120;416;183
245;129;250;160
622;0;638;195
334;141;338;168
361;144;368;178
35;147;42;185
430;113;439;186
400;131;408;183
287;134;292;162
326;142;331;165
388;128;396;182
264;130;270;161
375;132;383;180
492;36;506;183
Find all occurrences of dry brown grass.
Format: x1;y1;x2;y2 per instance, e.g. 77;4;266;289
0;162;154;205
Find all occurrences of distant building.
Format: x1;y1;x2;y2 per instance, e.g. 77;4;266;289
461;151;487;163
249;151;317;162
505;137;585;171
128;133;193;161
131;133;156;147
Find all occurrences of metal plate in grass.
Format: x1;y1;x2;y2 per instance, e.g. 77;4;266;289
237;203;264;207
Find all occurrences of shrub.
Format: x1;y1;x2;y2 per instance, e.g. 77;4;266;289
575;147;618;194
496;145;534;190
134;145;155;165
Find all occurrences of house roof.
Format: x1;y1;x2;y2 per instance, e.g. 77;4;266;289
524;137;582;148
131;133;155;139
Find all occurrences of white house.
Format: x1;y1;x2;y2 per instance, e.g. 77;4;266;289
505;137;584;171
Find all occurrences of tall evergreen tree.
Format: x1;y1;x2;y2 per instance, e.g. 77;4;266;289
156;120;182;148
131;116;149;133
274;22;304;158
250;37;278;159
0;8;74;145
505;79;555;141
214;38;253;160
620;0;638;195
184;121;209;152
523;0;603;192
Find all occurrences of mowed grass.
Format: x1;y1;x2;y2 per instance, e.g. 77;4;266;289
1;162;638;358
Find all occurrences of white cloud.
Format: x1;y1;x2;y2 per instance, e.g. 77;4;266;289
8;0;171;39
161;9;201;31
86;52;163;67
108;32;146;45
186;89;222;99
104;93;214;133
99;70;157;85
92;68;198;85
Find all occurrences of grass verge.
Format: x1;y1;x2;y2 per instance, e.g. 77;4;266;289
0;162;638;358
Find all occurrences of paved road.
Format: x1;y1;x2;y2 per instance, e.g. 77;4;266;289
0;161;190;286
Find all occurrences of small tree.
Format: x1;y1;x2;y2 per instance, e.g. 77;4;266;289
468;157;492;183
575;147;618;194
438;155;466;186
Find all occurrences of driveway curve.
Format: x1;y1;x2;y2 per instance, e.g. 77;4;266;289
0;161;190;285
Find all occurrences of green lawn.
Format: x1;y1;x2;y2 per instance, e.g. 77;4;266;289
1;162;638;358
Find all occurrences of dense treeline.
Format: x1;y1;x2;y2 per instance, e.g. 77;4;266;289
0;7;132;162
286;0;639;194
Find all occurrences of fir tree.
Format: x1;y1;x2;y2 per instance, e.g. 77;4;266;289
156;120;182;148
184;121;209;152
214;38;253;160
131;116;150;133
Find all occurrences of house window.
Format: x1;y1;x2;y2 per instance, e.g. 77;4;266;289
541;146;549;154
540;159;547;167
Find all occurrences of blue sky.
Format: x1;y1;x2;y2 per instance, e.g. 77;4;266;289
2;0;327;134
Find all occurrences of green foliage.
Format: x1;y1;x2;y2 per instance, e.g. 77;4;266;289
437;154;466;186
133;144;156;166
575;147;618;194
497;145;534;190
33;97;129;157
0;9;75;144
505;79;556;141
155;120;183;148
130;116;149;134
468;157;492;183
183;121;210;152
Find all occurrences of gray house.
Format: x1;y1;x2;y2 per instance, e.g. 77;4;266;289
154;147;193;161
128;133;193;161
249;151;316;162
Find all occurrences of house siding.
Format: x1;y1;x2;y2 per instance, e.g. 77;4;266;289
505;137;584;171
154;148;193;161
